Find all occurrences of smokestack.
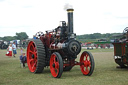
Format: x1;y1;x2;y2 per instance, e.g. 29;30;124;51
67;9;74;34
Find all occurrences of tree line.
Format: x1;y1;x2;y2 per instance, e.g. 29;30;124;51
0;32;28;41
0;32;122;43
76;33;122;43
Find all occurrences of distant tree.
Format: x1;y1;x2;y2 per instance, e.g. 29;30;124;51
2;36;16;41
89;34;96;39
0;37;2;40
93;33;101;39
76;33;122;43
16;32;28;40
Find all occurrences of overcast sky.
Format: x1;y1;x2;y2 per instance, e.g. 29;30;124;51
0;0;128;38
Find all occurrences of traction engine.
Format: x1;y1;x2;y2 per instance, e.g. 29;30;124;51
27;9;95;78
113;27;128;68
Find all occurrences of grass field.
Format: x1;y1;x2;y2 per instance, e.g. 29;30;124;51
0;48;128;85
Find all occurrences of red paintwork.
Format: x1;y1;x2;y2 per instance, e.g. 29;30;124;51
50;53;59;77
27;41;37;72
80;51;91;75
40;31;54;48
40;31;65;50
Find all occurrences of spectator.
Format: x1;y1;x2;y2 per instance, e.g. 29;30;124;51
6;44;12;57
20;53;27;68
33;35;37;39
20;47;23;55
12;42;17;57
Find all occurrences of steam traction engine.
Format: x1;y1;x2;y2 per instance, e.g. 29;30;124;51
27;9;95;78
113;27;128;68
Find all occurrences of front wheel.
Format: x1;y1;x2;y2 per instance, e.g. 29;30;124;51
50;52;63;78
80;51;95;76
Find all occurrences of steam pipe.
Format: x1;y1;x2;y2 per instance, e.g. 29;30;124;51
67;9;74;34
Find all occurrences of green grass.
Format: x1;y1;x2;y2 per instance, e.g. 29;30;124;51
0;49;128;85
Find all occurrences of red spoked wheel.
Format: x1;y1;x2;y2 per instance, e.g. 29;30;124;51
27;39;46;73
80;51;94;76
50;52;63;78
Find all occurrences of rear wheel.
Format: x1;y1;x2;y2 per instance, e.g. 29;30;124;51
80;51;95;76
50;52;63;78
27;39;46;73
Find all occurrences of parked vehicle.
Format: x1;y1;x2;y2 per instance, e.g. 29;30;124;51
113;27;128;68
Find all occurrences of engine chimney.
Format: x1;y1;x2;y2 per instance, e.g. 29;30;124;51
67;9;74;34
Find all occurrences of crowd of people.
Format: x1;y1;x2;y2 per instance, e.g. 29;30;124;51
6;42;17;57
5;42;27;68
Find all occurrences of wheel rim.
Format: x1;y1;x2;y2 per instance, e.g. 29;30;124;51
80;52;91;75
50;54;60;77
27;41;37;72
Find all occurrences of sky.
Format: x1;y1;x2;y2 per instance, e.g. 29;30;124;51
0;0;128;38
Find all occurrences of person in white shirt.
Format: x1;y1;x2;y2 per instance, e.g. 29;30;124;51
6;44;12;57
12;42;17;57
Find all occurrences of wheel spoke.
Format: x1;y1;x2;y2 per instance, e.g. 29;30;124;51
35;51;37;55
30;59;34;63
29;50;37;60
32;60;37;70
86;66;89;72
29;50;34;54
29;50;37;54
85;54;88;60
30;44;34;52
53;56;56;62
55;62;59;69
31;43;35;50
29;43;36;52
89;65;91;68
34;54;37;60
84;60;88;67
88;61;91;65
88;60;91;68
56;68;59;74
